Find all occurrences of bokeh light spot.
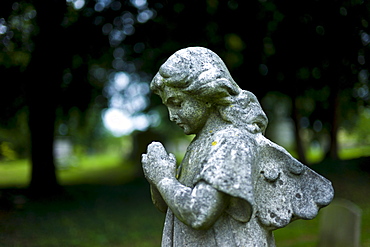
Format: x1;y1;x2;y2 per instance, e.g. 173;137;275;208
313;120;322;132
123;25;135;35
74;0;85;10
340;7;347;16
102;108;134;136
111;1;122;11
316;26;325;36
358;55;365;65
114;72;130;91
137;10;153;23
225;33;245;52
312;67;321;79
0;24;7;35
102;23;113;35
94;2;105;12
131;0;147;8
361;31;370;46
134;42;145;53
259;64;268;76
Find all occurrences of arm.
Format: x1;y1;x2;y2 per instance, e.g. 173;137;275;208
142;142;229;230
156;178;229;230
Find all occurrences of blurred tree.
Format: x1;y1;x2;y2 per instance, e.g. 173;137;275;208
138;0;369;162
263;0;370;161
1;0;369;196
0;0;110;195
0;0;160;195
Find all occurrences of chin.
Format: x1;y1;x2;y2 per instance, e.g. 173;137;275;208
184;129;199;135
182;128;194;135
183;130;193;135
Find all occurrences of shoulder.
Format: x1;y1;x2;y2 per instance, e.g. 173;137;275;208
209;126;257;149
211;126;246;137
197;127;257;201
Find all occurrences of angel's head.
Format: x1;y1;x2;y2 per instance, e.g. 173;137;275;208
151;47;268;134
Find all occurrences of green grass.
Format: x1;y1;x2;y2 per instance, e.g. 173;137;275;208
275;200;370;246
275;218;320;246
58;153;138;185
1;153;370;246
0;152;138;188
0;159;31;187
0;182;164;247
339;145;370;160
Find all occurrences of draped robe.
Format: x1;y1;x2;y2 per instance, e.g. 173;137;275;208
152;127;334;247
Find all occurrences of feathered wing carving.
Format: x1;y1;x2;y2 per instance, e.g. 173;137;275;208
254;136;334;229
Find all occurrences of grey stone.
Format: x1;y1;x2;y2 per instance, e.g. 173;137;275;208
141;47;334;246
317;198;362;247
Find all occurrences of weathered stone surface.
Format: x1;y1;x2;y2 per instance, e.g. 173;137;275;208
141;47;334;246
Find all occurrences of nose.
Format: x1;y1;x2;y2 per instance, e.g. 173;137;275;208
168;108;178;122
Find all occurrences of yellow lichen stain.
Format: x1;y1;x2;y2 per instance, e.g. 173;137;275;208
212;141;218;146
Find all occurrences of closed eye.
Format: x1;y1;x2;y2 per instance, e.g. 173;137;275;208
166;97;182;108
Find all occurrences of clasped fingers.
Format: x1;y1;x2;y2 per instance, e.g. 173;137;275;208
141;142;177;185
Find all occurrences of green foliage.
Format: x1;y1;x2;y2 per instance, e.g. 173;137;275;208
338;106;370;159
0;108;29;160
0;2;36;68
1;0;370;192
352;107;370;145
0;142;17;161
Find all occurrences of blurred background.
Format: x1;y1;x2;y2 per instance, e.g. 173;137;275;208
0;0;369;246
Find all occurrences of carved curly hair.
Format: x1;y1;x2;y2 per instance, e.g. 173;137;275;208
151;47;268;134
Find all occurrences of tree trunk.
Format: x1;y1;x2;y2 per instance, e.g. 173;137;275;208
26;0;67;196
326;91;340;160
28;99;60;194
292;96;308;164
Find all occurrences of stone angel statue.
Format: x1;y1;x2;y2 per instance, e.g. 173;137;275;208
141;47;334;247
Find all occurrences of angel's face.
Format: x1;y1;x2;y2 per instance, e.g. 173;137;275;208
161;87;211;135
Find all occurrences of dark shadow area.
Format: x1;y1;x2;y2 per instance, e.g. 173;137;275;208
0;178;164;247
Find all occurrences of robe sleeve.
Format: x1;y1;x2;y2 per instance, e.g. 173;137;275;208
254;136;334;229
150;184;168;213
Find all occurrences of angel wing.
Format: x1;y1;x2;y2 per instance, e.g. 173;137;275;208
254;136;334;230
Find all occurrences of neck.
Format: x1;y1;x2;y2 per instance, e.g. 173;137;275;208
196;108;231;137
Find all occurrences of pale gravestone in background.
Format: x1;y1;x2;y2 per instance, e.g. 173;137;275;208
54;137;74;169
142;47;334;246
317;198;362;247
